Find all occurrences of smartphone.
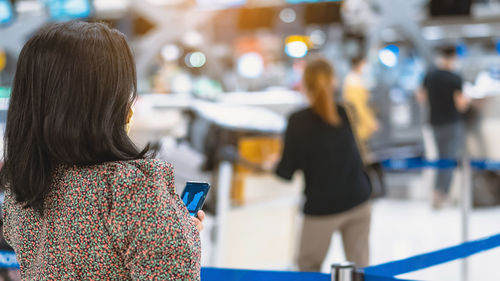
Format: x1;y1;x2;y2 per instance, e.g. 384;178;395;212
181;182;210;218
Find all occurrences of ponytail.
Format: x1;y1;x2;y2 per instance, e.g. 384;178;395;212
303;58;341;126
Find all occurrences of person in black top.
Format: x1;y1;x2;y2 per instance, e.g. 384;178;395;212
419;46;470;208
276;58;372;271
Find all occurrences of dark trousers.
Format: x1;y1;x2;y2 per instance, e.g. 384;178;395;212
432;122;465;194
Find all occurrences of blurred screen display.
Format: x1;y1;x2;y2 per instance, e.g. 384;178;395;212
429;0;471;16
304;2;341;25
181;182;210;216
44;0;91;20
0;0;13;25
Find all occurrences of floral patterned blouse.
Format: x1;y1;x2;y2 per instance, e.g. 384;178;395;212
2;159;201;280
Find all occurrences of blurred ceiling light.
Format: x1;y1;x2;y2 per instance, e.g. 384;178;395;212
93;0;129;12
146;0;183;5
172;72;192;93
161;44;181;62
285;41;308;58
310;29;326;47
15;1;44;14
378;45;399;68
183;31;204;48
65;0;90;14
197;0;246;9
186;51;207;68
280;8;296;23
237;52;264;79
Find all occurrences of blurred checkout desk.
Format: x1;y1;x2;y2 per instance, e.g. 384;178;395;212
132;90;426;198
132;90;429;169
132;91;301;203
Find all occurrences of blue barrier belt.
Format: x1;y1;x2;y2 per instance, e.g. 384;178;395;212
202;267;330;281
363;233;500;278
363;274;416;281
470;159;500;171
382;158;459;170
383;158;500;171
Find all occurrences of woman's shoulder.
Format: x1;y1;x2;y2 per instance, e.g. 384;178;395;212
289;107;314;122
91;159;176;200
61;159;175;193
98;159;174;183
106;159;172;174
291;105;347;116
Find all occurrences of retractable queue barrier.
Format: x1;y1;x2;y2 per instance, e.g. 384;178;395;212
362;233;500;280
2;158;500;280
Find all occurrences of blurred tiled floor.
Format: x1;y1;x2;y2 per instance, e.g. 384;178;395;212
196;177;500;281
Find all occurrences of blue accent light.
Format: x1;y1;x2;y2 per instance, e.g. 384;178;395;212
378;45;400;68
456;42;467;58
496;40;500;55
0;0;13;25
44;0;92;21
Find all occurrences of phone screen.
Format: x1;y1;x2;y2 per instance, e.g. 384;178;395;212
181;182;210;217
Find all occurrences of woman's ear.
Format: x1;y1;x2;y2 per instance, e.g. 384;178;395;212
126;107;134;124
126;107;134;134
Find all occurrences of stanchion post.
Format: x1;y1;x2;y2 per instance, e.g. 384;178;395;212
211;160;233;267
460;155;472;281
331;262;356;281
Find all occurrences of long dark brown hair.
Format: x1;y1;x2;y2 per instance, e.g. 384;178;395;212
302;58;341;126
0;21;149;214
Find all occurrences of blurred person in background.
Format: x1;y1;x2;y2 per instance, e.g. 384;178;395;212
1;21;204;280
343;56;379;159
343;56;385;198
275;58;372;271
418;46;470;209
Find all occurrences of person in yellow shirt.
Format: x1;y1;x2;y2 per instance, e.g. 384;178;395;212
343;56;379;160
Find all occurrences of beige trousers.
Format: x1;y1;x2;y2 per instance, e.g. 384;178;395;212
297;201;372;271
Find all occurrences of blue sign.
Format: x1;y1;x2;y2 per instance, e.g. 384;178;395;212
0;0;13;25
44;0;92;21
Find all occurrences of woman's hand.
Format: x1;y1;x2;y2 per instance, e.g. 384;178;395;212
191;210;205;232
261;153;280;172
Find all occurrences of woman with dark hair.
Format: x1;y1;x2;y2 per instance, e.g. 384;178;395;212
276;58;372;271
1;21;203;280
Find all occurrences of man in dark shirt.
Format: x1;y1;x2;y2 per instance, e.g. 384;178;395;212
419;46;470;208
